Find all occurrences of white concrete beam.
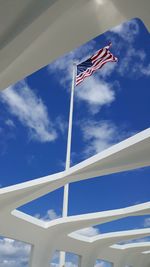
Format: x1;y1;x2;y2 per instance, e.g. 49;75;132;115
0;128;150;211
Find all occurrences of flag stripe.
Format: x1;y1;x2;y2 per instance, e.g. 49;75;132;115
76;43;117;86
76;56;117;85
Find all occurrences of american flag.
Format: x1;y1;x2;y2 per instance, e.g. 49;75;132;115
76;42;118;86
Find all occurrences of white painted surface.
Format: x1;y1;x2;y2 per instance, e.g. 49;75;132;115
0;0;150;89
0;129;149;266
0;2;150;266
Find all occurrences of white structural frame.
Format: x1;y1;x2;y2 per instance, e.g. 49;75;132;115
0;1;150;267
0;0;150;91
0;128;150;267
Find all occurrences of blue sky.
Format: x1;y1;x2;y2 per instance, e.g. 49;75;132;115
0;18;150;267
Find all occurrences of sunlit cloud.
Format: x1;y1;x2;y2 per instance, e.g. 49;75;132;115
80;119;134;156
5;119;15;128
0;81;57;143
35;209;60;222
48;41;117;114
110;19;140;43
76;75;115;114
0;238;30;267
107;19;150;78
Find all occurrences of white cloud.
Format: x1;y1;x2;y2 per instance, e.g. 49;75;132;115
144;218;150;227
47;27;125;116
0;119;16;156
117;47;146;77
76;75;115;114
140;63;150;76
75;226;100;237
82;120;116;155
97;62;117;79
48;41;117;114
0;237;80;267
55;116;68;135
80;119;134;157
107;19;150;79
5;119;15;128
48;18;150;117
0;81;57;143
111;19;139;43
0;238;30;267
43;209;60;221
35;209;60;221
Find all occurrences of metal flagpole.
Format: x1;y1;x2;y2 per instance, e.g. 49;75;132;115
59;63;76;267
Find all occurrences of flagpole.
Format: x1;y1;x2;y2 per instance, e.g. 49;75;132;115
59;63;76;267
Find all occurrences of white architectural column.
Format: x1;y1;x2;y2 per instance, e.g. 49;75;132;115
78;255;82;267
112;246;150;267
113;260;128;267
117;252;150;267
80;253;97;267
29;244;54;267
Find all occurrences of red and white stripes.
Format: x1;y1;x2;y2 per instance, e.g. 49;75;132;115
76;43;117;86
